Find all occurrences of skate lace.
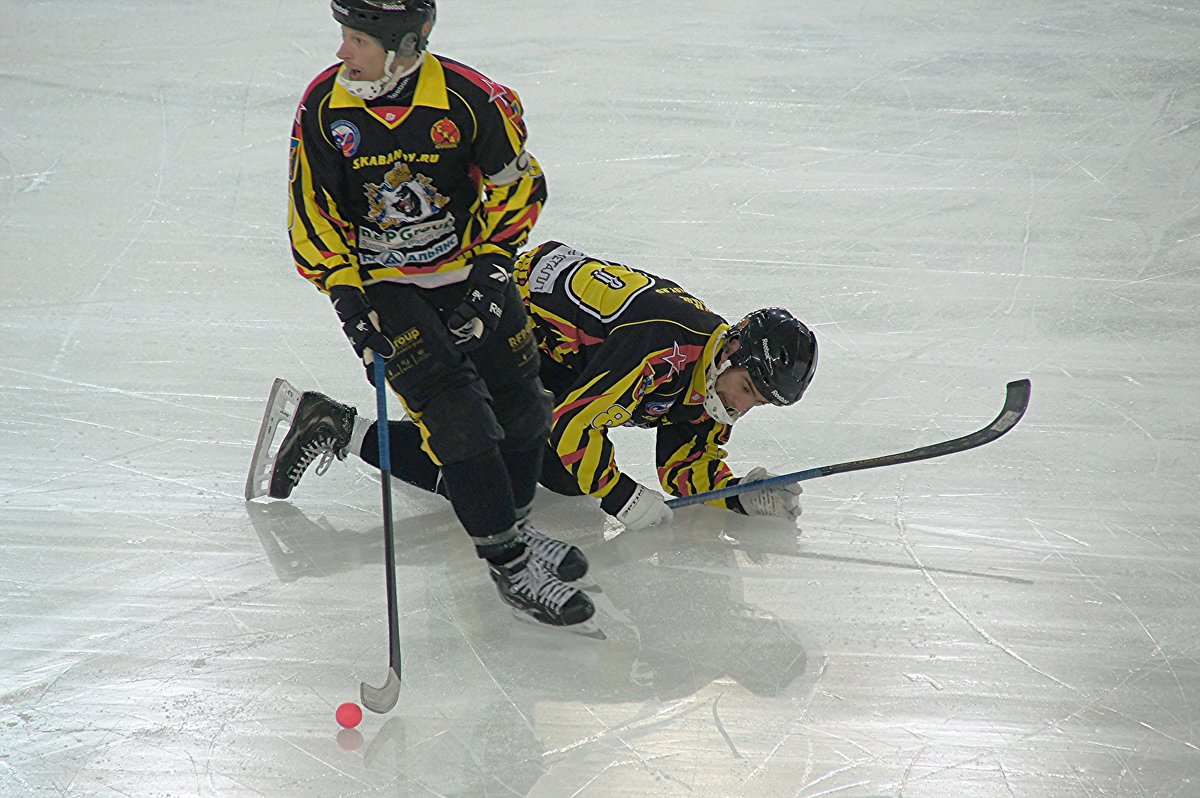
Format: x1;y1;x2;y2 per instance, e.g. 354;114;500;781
518;523;570;571
291;435;345;478
510;557;576;612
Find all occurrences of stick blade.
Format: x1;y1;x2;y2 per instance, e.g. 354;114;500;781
998;378;1032;430
360;668;401;714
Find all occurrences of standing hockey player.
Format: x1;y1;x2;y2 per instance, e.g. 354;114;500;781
256;240;817;532
283;1;593;629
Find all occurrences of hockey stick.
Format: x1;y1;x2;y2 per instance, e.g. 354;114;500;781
666;378;1031;510
360;354;402;714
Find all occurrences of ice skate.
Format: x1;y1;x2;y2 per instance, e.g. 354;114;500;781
245;378;303;500
490;550;602;637
268;391;357;499
517;520;589;582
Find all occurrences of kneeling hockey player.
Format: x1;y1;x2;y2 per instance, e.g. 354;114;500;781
250;241;818;535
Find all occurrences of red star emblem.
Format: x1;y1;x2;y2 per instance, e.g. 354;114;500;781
662;342;688;376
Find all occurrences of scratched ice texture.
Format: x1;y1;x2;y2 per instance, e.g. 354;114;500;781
2;1;1198;796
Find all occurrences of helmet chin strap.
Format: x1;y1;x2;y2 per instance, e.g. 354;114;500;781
337;50;426;100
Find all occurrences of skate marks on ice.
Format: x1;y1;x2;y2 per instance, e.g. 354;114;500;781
248;498;822;701
481;513;825;791
716;516;1034;587
246;500;826;794
891;487;1073;691
245;498;463;583
522;515;828;796
241;483;1200;795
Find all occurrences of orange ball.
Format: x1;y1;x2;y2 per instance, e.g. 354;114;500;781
335;701;362;729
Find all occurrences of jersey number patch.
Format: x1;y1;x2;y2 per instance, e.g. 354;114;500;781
567;261;655;323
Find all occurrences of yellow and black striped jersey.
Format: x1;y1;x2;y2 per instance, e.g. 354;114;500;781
288;54;547;293
514;241;740;512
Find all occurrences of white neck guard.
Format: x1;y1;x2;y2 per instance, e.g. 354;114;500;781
703;335;739;425
337;50;426;100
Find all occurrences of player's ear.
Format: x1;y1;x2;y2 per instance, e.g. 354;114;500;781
397;32;418;56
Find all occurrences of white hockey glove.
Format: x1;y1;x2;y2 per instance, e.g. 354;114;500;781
736;467;803;522
614;483;673;530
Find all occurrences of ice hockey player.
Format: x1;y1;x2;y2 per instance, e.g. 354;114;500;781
260;240;818;535
285;1;594;629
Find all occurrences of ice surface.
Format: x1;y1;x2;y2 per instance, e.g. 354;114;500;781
2;1;1198;796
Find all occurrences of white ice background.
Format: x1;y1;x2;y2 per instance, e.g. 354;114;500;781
2;1;1198;796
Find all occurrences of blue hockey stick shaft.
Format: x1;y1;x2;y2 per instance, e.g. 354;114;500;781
374;355;392;478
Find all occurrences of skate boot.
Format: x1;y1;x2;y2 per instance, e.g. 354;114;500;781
489;550;595;628
269;392;356;499
517;520;589;582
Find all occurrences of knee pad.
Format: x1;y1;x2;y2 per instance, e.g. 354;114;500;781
492;380;553;450
412;382;504;465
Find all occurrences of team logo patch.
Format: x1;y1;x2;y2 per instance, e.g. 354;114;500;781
431;117;461;148
644;400;674;417
330;119;361;157
364;162;449;229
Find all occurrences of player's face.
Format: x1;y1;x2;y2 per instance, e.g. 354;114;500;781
337;26;388;81
714;365;769;422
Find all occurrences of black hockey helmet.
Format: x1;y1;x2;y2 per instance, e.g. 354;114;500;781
727;308;817;406
331;0;436;57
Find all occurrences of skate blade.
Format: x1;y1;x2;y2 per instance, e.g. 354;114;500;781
574;575;603;594
244;378;302;500
508;608;607;640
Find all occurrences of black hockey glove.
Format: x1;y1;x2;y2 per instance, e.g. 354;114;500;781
329;285;395;384
445;255;511;351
